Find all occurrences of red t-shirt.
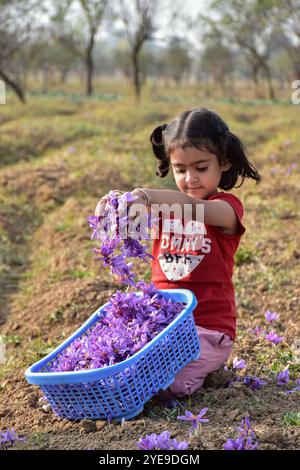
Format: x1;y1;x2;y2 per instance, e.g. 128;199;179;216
151;191;246;341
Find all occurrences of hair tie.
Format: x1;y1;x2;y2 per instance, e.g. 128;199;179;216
216;125;230;136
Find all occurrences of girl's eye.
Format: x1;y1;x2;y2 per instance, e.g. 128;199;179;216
174;167;208;174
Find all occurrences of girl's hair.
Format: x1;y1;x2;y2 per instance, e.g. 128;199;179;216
149;108;261;189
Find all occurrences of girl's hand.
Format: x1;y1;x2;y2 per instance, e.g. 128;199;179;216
94;188;150;219
94;190;123;217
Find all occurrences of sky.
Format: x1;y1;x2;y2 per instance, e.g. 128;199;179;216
100;0;209;50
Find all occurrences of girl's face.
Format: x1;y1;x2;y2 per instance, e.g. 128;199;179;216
170;146;231;200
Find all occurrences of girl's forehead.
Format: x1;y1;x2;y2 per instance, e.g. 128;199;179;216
170;146;216;165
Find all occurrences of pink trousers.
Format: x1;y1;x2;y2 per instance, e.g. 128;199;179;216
169;326;234;397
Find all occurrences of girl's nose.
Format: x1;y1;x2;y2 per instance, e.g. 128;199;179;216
186;170;199;185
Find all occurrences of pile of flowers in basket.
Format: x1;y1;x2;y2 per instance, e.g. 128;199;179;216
50;281;183;372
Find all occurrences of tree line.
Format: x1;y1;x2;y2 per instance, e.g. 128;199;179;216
0;0;299;102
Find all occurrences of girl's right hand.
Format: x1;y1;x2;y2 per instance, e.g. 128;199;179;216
94;196;109;217
94;190;124;217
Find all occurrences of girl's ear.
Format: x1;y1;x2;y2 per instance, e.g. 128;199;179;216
221;160;232;172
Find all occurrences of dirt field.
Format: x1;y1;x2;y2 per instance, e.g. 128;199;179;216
0;90;299;450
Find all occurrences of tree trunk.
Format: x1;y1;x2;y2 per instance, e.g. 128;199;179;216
0;67;26;103
283;42;300;78
43;64;49;93
86;31;95;96
251;63;260;99
60;68;69;84
132;49;141;100
263;63;275;100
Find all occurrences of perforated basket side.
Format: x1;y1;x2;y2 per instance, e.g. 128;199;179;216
41;312;200;420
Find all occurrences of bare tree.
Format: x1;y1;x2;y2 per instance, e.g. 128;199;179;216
200;0;277;99
116;0;158;99
164;37;191;84
51;0;109;95
200;35;235;94
0;0;45;102
115;0;180;99
272;0;300;77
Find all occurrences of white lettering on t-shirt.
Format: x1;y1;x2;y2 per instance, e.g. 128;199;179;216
158;218;211;280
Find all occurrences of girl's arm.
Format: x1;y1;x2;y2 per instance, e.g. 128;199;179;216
132;188;240;234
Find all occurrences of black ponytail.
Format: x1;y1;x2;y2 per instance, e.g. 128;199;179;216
220;131;261;189
150;123;170;178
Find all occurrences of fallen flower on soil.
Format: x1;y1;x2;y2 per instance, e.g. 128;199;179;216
232;357;247;370
136;431;189;450
277;368;289;385
286;379;300;394
243;376;267;391
264;331;284;344
0;428;26;450
264;311;279;323
177;407;209;434
224;417;258;450
248;326;264;336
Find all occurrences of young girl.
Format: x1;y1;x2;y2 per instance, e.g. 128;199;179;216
95;107;261;398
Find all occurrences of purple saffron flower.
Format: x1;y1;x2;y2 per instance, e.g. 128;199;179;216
288;386;300;394
137;431;188;450
248;326;264;336
224;437;245;450
137;433;159;450
171;439;189;450
0;428;26;450
244;376;267;390
286;379;300;394
264;310;279;323
177;407;209;429
224;436;258;450
277;368;289;385
286;163;297;175
264;331;284;344
232;357;247;370
237;416;255;439
224;417;258;450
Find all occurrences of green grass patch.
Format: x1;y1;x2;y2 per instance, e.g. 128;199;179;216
284;412;300;426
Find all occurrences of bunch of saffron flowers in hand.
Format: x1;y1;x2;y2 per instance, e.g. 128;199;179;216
50;281;184;372
88;191;155;288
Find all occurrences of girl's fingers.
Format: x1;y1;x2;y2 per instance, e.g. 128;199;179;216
94;191;124;217
95;196;109;217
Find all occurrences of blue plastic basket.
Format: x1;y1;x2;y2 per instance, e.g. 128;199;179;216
25;288;200;422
